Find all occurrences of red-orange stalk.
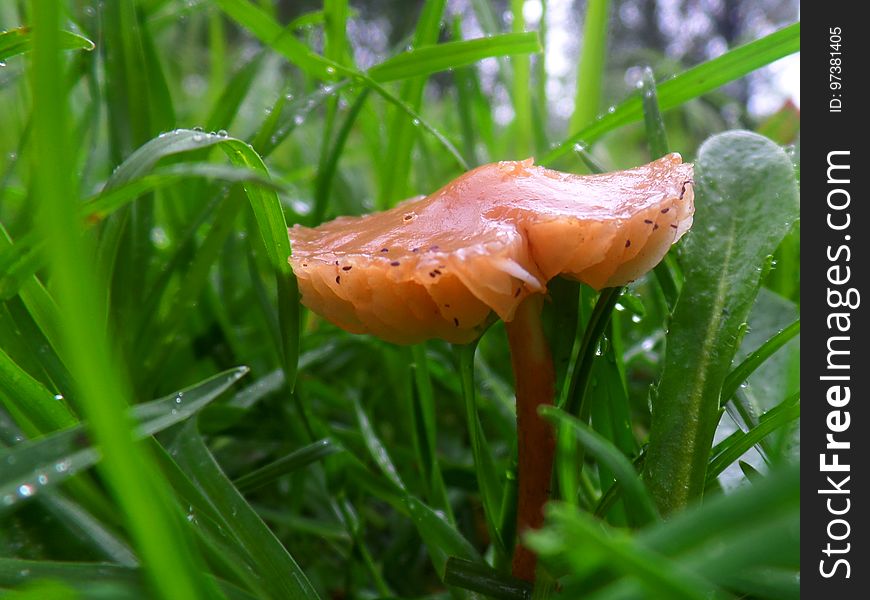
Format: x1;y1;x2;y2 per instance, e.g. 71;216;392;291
504;294;556;582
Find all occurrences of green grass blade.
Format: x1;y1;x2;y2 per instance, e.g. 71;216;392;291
639;66;669;159
377;0;447;209
541;407;657;526
509;1;533;154
526;504;716;599
707;393;800;482
205;52;265;132
368;33;541;83
0;345;77;436
0;559;260;600
721;319;800;403
0;367;248;512
353;397;408;492
167;420;322;600
644;132;800;514
409;344;453;519
29;5;218;597
543;22;800;164
455;342;506;557
213;0;335;78
569;0;610;133
0;27;94;61
234;438;342;493
444;557;532;600
313;88;371;224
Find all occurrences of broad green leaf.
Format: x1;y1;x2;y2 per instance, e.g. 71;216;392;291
0;367;248;513
644;131;800;514
543;23;800;164
367;33;541;83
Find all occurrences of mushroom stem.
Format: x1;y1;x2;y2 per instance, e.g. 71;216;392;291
505;294;556;582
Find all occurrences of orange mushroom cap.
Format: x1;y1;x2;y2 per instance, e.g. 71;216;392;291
290;153;694;344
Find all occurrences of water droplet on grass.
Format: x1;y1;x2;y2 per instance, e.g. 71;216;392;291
17;484;34;498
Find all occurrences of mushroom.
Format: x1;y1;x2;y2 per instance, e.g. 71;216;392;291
289;153;694;580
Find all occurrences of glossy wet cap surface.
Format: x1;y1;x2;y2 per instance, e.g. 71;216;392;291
290;154;694;344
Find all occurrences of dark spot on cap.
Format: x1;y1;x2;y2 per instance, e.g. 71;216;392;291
453;317;460;327
403;213;415;221
412;247;420;253
429;271;437;278
429;245;440;251
625;239;631;248
444;304;451;308
335;276;341;284
514;287;522;297
661;207;670;213
342;265;352;271
334;260;339;265
380;248;389;253
433;269;441;275
670;223;678;229
653;223;660;230
390;261;400;266
644;219;653;224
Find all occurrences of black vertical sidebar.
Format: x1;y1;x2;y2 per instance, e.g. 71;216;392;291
802;5;867;597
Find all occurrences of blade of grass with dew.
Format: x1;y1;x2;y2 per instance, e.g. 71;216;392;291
638;66;683;310
0;345;77;437
706;393;799;483
644;132;800;515
367;33;540;84
555;287;620;504
0;27;94;61
451;16;480;167
166;419;322;600
377;0;446;209
455;342;507;558
444;557;532;600
233;438;342;493
29;6;218;597
509;2;533;154
86;129;300;393
541;407;657;526
721;319;800;403
0;367;248;512
213;0;336;78
313;88;371;224
214;2;467;171
205;52;265;132
543;22;800;165
526;504;717;599
0;559;261;600
586;344;637;526
353;397;408;493
569;0;609;134
136;192;246;386
409;344;453;520
252;80;350;158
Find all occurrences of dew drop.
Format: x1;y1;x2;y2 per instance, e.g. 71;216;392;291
54;393;64;401
17;484;34;498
